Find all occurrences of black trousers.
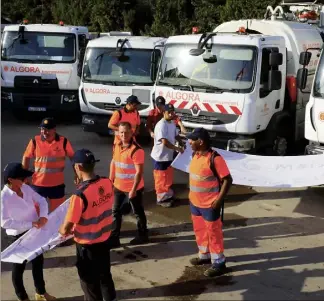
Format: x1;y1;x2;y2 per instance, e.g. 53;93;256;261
111;187;148;238
8;233;46;301
76;240;116;301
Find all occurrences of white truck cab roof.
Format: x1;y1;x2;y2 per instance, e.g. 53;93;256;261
3;24;89;35
87;36;166;49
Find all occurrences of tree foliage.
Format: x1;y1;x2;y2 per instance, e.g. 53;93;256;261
1;0;319;35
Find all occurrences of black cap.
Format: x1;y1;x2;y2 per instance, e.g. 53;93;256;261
3;163;34;183
39;117;56;129
186;128;211;141
72;149;100;164
164;103;175;112
155;96;166;106
126;95;141;105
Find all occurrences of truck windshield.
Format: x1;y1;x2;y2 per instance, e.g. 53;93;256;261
157;43;257;92
313;50;324;98
82;47;154;85
1;31;76;63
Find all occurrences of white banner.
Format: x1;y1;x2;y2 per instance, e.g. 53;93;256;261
1;198;72;264
172;141;324;188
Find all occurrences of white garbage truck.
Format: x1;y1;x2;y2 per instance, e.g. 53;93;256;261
1;21;89;115
154;4;324;155
79;35;166;136
297;37;324;154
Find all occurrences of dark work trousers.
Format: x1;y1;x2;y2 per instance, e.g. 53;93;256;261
76;240;116;301
111;187;147;238
7;233;46;301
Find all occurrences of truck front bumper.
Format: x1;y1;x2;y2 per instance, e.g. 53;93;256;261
1;88;79;112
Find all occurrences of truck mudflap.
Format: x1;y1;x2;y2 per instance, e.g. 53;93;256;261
305;142;324;155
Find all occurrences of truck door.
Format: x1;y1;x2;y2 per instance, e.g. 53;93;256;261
256;46;286;131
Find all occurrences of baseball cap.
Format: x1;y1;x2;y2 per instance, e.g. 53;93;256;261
3;163;34;183
126;95;141;105
164;103;175;112
186;128;211;141
72;149;100;164
155;96;166;106
39;117;56;129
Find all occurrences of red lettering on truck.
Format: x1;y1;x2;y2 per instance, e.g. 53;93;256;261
166;91;200;102
10;66;41;73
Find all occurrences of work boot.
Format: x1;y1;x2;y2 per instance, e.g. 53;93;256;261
35;293;56;300
203;262;227;277
190;257;211;266
129;235;149;245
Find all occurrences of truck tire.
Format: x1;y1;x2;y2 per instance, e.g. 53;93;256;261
263;118;294;156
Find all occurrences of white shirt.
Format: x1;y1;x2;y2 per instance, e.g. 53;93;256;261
151;118;177;162
1;184;49;236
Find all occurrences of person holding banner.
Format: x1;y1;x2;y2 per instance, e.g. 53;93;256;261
59;149;116;301
1;163;56;301
187;128;232;277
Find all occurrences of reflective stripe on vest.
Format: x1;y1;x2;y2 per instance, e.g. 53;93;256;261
74;222;114;241
73;177;114;245
32;135;67;187
35;156;65;163
78;209;112;226
189;152;220;207
114;161;135;169
35;167;65;173
115;172;135;179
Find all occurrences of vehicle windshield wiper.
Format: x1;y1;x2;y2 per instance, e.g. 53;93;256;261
193;85;240;93
95;51;113;61
157;80;194;91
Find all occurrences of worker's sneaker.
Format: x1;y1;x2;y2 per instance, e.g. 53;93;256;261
190;257;211;266
203;262;227;277
129;235;149;245
157;199;174;208
35;293;56;300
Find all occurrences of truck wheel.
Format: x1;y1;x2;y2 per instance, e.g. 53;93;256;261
265;122;293;156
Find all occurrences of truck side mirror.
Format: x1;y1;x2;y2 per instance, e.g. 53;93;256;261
297;68;308;90
267;70;282;91
269;52;283;66
299;51;312;65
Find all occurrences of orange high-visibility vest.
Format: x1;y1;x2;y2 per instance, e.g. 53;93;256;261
31;134;67;187
73;176;114;245
110;108;140;144
189;151;220;208
113;141;144;192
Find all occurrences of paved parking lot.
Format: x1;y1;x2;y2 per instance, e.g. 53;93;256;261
1;112;324;300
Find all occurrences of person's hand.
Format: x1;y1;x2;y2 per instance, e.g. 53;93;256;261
32;220;40;229
129;189;136;199
211;199;221;210
150;132;155;139
37;217;48;228
176;146;185;154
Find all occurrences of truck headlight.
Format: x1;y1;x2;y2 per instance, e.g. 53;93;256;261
227;139;255;152
61;94;77;103
1;91;13;102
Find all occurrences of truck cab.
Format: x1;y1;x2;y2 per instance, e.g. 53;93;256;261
154;7;323;155
79;35;166;136
1;22;89;115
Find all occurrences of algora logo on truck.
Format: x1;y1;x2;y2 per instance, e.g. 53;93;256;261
3;66;41;73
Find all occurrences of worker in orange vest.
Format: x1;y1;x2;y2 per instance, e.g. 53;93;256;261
187;128;233;277
22;117;76;212
59;149;116;301
108;95;141;145
109;121;148;248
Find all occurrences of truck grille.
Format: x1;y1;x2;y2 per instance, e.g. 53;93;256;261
23;95;51;107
